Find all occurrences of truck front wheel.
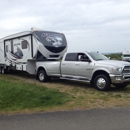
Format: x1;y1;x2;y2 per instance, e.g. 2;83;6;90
38;70;49;82
94;74;110;91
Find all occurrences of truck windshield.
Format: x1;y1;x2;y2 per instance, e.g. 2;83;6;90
33;31;67;53
88;52;109;61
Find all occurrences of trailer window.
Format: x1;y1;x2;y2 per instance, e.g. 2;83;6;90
22;40;28;49
123;55;130;57
6;45;8;52
11;40;14;53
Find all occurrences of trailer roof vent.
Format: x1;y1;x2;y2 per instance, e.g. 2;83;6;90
31;27;43;32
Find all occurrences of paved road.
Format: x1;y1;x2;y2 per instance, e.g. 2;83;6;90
0;107;130;130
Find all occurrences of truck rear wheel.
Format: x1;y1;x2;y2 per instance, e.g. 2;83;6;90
38;70;49;82
94;74;110;91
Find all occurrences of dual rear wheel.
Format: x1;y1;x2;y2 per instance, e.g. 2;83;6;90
38;70;50;82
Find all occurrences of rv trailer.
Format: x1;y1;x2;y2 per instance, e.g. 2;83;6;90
0;28;67;74
122;50;130;62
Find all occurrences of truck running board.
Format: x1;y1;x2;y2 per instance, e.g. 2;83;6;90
60;77;90;83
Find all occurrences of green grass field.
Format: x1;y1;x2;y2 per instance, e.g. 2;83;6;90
105;53;122;60
0;75;71;114
0;63;130;115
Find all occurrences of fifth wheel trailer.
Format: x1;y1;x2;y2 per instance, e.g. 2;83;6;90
0;28;67;74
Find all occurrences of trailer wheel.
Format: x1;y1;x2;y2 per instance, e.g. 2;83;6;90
94;74;110;91
38;70;49;82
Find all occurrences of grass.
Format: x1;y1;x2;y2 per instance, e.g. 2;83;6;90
0;75;71;114
105;53;122;60
0;72;130;114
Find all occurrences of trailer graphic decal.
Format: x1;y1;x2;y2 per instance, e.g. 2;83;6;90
46;36;62;47
41;33;63;38
41;33;63;48
4;38;31;65
14;47;23;59
6;57;24;64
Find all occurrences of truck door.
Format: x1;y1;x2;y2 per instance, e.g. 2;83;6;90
13;36;32;63
74;53;92;80
61;53;76;77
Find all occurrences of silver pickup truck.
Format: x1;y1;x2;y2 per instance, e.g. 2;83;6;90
36;51;130;91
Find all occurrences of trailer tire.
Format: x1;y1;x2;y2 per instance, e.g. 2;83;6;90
94;74;110;91
38;70;49;82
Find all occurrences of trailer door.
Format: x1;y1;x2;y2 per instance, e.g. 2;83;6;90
4;40;12;64
12;35;32;63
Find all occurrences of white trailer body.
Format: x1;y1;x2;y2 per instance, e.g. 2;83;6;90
122;50;130;62
0;28;67;74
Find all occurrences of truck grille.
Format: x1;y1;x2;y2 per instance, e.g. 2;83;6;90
122;66;130;74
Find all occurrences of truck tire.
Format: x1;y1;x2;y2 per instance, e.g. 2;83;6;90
38;70;49;82
94;74;110;91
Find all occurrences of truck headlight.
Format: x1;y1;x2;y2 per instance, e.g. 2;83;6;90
110;67;122;73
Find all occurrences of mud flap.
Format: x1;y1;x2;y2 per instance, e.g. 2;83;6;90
27;60;36;74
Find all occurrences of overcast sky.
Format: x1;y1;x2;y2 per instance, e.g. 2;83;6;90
0;0;130;53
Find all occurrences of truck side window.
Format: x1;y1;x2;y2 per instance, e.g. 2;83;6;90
78;54;89;61
65;53;77;61
22;40;28;49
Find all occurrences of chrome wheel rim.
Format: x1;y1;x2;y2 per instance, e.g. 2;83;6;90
39;73;44;81
96;78;106;89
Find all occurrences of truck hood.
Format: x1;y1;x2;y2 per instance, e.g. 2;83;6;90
96;60;130;67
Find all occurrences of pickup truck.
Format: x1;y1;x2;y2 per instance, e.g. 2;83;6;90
36;51;130;91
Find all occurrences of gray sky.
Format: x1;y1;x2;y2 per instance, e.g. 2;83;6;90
0;0;130;53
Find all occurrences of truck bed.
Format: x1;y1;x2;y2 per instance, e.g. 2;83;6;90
36;61;61;77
